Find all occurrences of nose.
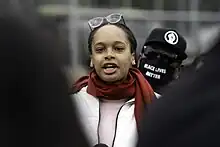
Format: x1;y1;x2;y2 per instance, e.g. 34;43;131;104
104;48;115;60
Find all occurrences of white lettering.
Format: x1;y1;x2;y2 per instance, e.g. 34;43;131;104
155;68;166;74
144;64;155;71
145;71;161;79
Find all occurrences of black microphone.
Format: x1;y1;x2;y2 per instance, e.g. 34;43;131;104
93;143;109;147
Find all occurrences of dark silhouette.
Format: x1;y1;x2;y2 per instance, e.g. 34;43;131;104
0;14;88;147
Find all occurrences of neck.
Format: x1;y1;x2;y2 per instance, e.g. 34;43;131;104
101;75;128;85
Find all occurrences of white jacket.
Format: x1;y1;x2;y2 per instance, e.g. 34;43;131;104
71;86;138;147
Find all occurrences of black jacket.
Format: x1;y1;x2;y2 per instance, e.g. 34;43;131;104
138;35;220;147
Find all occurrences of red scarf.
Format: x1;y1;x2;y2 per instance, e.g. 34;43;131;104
71;68;154;129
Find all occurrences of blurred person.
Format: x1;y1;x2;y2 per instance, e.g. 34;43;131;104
69;13;155;147
138;28;187;97
0;14;88;147
137;33;220;147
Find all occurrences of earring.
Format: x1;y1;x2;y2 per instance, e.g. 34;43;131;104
90;61;93;68
175;74;179;79
173;68;180;79
132;60;136;65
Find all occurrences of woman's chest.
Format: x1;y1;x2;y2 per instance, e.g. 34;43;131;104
72;93;138;147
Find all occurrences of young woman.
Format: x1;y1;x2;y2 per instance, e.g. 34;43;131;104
70;13;155;147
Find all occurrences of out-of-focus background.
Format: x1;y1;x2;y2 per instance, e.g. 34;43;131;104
5;0;220;80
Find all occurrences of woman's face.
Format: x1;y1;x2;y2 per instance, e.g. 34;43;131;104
90;25;135;83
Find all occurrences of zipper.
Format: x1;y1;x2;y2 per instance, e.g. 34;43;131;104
111;101;134;147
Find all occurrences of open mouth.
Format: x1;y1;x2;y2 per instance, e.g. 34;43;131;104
102;63;118;74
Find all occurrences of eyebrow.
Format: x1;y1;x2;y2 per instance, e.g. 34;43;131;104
94;41;126;46
114;41;126;45
94;42;105;47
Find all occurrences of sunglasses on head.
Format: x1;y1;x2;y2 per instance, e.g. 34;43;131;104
142;45;178;60
88;13;126;31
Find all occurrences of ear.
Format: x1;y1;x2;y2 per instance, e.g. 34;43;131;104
131;53;136;65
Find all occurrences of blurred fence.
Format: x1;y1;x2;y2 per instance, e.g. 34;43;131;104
38;3;220;68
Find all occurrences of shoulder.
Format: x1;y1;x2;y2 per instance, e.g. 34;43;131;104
71;86;88;97
70;86;99;111
70;86;99;102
